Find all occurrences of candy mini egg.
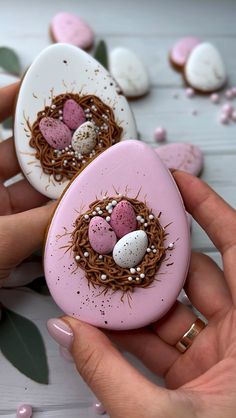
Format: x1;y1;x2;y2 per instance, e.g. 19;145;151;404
44;140;190;330
72;121;96;155
14;44;137;199
110;200;137;238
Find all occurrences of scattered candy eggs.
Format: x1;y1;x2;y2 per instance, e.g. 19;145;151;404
154;127;167;143
50;12;94;50
210;93;220;104
155;143;203;176
63;99;86;130
185;43;227;92
39;117;72;150
88;216;117;255
109;47;150;98
221;102;233;117
93;400;106;415
110;200;137;238
113;230;148;268
16;404;32;418
185;87;195;97
72;121;97;155
44;140;190;330
14;44;137;199
170;37;201;69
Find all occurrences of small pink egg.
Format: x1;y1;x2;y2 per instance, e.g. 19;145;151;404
210;93;220;104
219;113;229;124
231;111;236;122
221;103;233;116
110;200;137;239
63;99;86;130
39;117;72;150
225;90;233;100
16;404;32;418
88;216;117;254
185;87;195;98
154;127;167;142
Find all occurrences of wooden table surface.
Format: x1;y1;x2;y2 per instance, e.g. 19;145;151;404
0;0;236;416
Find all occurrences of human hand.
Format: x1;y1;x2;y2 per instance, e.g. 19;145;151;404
47;171;236;417
0;83;56;282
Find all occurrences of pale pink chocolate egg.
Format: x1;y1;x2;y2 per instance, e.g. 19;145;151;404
16;404;32;418
154;127;167;143
63;99;86;130
110;200;137;239
39;117;72;150
51;12;94;50
170;37;201;68
88;216;117;255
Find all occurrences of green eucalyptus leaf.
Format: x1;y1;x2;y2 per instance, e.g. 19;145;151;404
94;40;108;69
26;276;50;296
0;307;49;384
2;116;13;130
0;47;21;75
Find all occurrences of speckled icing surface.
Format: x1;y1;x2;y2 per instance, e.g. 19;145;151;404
14;44;137;199
44;140;190;330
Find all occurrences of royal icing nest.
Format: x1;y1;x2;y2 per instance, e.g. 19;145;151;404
29;93;122;182
70;195;172;296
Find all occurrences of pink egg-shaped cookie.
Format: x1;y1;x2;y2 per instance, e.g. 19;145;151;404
170;37;201;70
51;12;94;50
63;99;86;130
44;140;190;330
39;117;72;150
110;200;137;238
88;216;117;255
155;143;203;176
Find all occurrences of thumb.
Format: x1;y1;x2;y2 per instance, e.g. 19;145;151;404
0;202;56;275
48;316;171;418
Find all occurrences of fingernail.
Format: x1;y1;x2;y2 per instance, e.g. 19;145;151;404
59;346;74;363
47;318;73;349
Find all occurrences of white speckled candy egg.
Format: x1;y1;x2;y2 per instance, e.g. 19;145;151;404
14;44;137;199
72;121;96;155
185;42;227;92
113;230;148;268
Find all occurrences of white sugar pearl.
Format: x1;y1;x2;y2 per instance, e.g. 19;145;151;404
51;160;55;164
149;214;154;220
146;248;151;253
106;216;111;222
151;245;155;249
130;268;136;274
153;249;157;253
112;200;117;206
128;277;133;282
51;104;56;109
140;218;145;223
92;211;97;216
59;116;63;120
98;255;103;259
140;273;145;279
59;109;63;114
136;277;140;281
75;255;80;261
101;274;107;280
98;210;103;215
84;252;89;257
84;214;89;220
144;223;148;227
168;243;174;249
136;215;142;221
108;208;113;214
96;207;101;211
136;267;141;272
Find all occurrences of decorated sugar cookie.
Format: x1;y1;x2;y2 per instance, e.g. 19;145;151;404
169;37;201;70
185;42;227;92
44;141;190;330
14;44;137;199
50;12;94;50
155;143;203;176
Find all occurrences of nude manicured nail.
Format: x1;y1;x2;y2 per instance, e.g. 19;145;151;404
47;318;73;349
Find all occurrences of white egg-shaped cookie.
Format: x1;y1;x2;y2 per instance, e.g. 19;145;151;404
109;47;150;98
14;44;137;199
185;42;227;92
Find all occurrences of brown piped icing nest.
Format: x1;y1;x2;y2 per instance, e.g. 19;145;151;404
29;93;123;182
71;195;167;294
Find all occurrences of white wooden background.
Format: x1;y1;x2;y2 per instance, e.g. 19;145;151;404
0;0;236;416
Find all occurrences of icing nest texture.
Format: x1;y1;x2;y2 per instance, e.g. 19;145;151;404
29;93;122;182
71;195;167;294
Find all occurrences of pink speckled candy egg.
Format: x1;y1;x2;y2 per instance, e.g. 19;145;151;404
154;127;167;143
88;216;117;255
44;140;190;330
155;143;203;176
51;12;94;50
39;117;72;150
170;37;201;69
63;99;86;130
110;200;137;238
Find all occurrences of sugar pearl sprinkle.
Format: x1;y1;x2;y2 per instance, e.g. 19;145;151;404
84;251;89;257
101;274;107;281
106;216;111;222
75;255;81;261
168;242;174;249
84;214;89;220
154;127;167;143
